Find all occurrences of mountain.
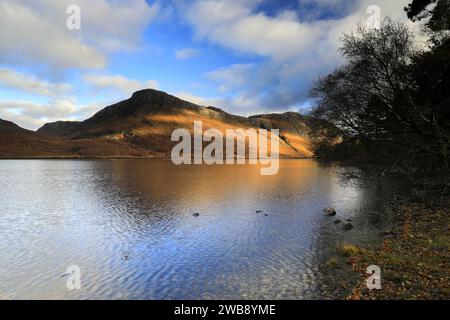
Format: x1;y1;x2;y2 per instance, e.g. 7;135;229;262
0;119;32;134
2;89;323;159
37;89;253;139
37;121;81;138
0;118;154;159
0;119;52;158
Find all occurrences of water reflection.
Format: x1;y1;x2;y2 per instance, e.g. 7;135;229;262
0;160;395;299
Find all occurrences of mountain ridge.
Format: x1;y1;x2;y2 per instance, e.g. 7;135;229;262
2;89;325;159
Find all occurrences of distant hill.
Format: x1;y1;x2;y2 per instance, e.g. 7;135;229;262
0;119;33;134
0;118;153;159
2;89;326;159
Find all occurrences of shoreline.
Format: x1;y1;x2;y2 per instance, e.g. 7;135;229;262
321;179;449;300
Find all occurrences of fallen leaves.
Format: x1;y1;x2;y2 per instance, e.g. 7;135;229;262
342;196;450;300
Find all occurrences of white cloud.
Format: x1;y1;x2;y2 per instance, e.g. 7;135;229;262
175;92;221;106
175;48;201;60
0;100;105;130
84;74;159;96
207;64;255;93
184;0;328;60
181;0;419;113
174;91;267;116
0;1;105;70
32;0;160;52
0;0;158;71
0;69;71;97
185;0;416;61
0;0;161;129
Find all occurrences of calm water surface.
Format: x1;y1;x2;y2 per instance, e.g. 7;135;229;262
0;160;394;299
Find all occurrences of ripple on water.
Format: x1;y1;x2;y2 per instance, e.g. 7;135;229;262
0;160;396;299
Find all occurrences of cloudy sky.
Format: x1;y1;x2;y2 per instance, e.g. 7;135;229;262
0;0;417;130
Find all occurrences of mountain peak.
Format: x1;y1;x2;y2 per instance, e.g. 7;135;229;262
129;88;197;107
131;88;168;99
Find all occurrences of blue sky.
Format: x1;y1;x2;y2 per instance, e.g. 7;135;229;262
0;0;414;130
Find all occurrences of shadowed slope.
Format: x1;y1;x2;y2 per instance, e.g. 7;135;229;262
3;89;324;159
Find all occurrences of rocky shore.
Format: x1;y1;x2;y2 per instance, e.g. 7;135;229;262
320;178;450;300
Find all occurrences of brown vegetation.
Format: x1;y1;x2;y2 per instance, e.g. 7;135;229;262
0;90;322;159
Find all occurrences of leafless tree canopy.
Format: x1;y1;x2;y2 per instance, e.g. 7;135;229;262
310;14;450;174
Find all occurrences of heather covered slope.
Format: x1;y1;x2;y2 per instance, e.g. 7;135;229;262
2;89;326;159
0;119;156;159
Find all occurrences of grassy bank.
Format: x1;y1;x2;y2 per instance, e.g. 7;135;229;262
326;182;449;299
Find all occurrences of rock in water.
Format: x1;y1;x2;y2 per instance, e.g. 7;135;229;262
324;207;337;216
383;230;396;239
193;213;200;217
343;223;354;231
334;219;342;224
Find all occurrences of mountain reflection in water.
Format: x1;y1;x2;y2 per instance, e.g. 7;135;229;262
0;160;395;299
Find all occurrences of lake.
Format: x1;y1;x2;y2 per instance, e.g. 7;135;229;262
0;160;395;299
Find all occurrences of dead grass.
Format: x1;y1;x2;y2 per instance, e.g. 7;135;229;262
341;199;450;300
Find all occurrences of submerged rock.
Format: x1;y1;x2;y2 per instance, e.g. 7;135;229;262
343;223;354;231
324;207;337;216
334;219;342;224
122;251;131;261
193;213;200;217
256;210;263;213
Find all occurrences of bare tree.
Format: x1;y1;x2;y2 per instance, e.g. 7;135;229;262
310;18;449;172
